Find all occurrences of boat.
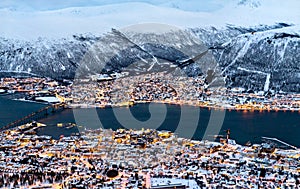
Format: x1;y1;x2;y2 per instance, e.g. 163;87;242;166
0;89;7;94
57;123;63;127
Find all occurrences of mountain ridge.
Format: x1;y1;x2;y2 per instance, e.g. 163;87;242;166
0;24;299;92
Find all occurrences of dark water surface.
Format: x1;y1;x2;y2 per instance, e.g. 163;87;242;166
38;103;300;147
0;96;46;127
0;96;299;147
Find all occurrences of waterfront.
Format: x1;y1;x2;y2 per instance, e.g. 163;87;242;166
1;76;300;112
1;96;299;147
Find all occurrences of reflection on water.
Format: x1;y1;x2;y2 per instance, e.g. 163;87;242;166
0;96;299;147
37;103;300;147
0;97;46;128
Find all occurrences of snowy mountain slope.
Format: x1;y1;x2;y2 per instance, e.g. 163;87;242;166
0;1;299;92
0;0;298;13
1;23;299;92
206;26;300;92
0;0;299;39
0;3;211;39
0;35;94;79
0;0;228;12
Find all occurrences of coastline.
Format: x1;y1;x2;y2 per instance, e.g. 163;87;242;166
66;99;300;112
2;97;299;148
1;77;299;113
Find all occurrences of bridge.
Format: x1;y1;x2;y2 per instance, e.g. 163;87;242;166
0;103;67;132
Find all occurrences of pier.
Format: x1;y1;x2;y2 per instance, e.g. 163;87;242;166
0;103;66;131
262;136;298;150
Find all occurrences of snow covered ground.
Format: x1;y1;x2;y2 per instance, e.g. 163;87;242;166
151;178;201;189
0;0;299;39
0;1;299;92
35;96;61;103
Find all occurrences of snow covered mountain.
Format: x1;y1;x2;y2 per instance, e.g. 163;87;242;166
0;0;299;92
1;0;299;39
193;25;300;92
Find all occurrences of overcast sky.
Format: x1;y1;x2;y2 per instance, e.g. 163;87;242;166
0;0;230;12
0;0;299;39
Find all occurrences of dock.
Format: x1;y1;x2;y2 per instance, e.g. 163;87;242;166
262;136;298;150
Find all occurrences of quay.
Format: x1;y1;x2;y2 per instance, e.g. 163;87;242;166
262;136;298;150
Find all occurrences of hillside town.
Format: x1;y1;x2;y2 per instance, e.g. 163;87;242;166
0;122;299;188
1;75;300;111
1;0;300;189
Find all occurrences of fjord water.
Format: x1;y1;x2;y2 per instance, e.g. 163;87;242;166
1;97;299;147
0;96;46;127
38;103;300;147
